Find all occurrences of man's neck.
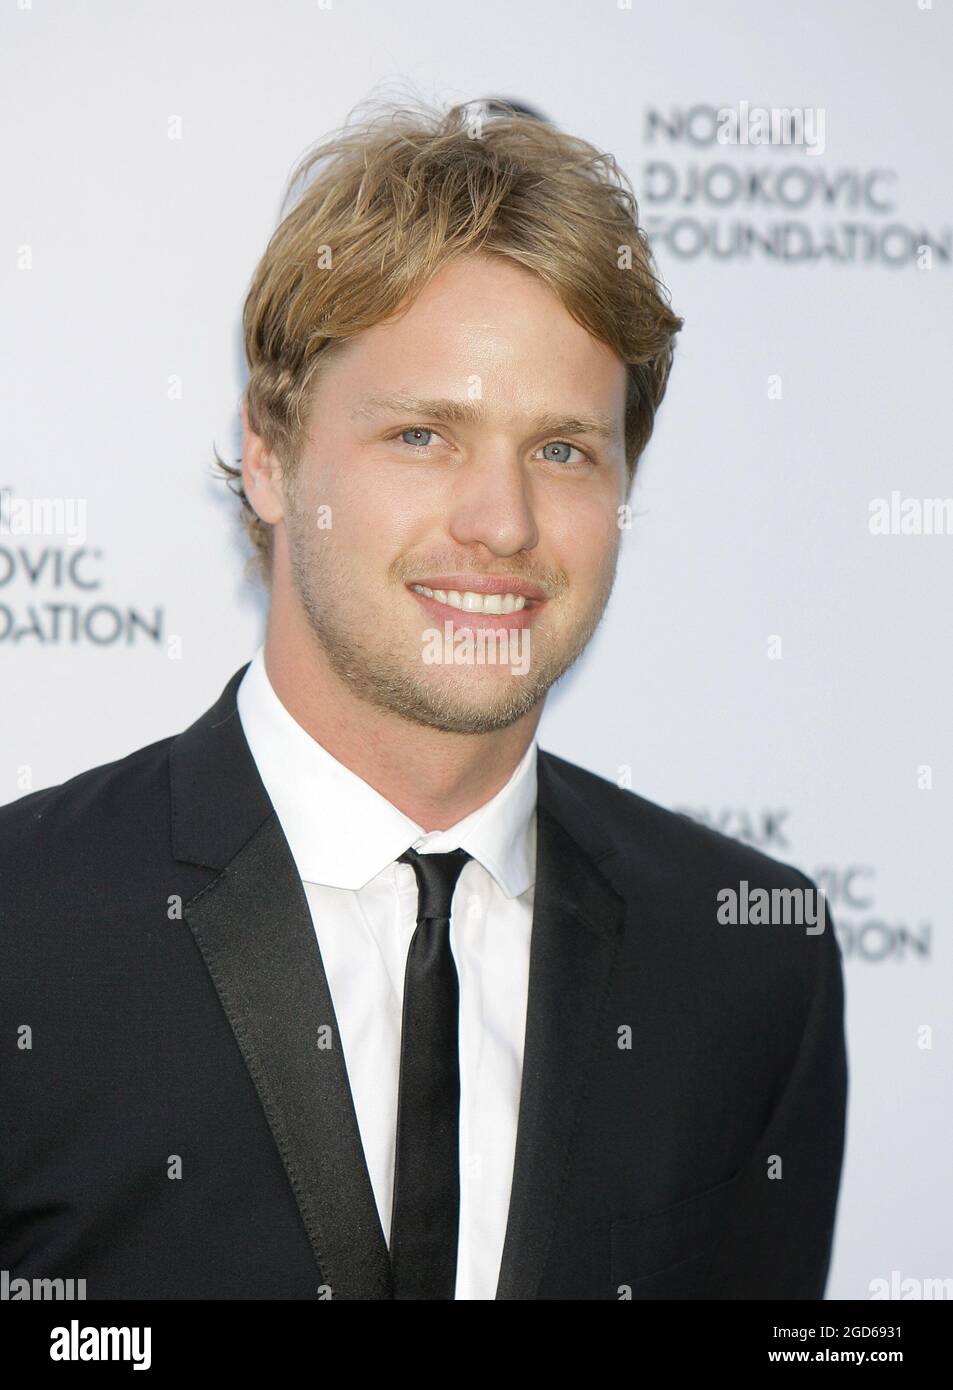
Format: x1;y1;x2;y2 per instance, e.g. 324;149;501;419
262;634;541;832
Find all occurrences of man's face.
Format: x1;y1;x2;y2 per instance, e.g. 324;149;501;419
273;252;629;735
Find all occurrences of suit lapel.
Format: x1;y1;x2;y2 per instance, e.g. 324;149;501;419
495;752;626;1299
171;667;626;1302
171;665;393;1299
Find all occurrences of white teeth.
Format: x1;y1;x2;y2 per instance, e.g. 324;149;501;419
411;585;528;613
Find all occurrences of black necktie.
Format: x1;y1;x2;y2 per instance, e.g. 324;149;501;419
391;845;472;1299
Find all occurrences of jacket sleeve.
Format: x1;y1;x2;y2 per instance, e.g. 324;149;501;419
702;874;849;1298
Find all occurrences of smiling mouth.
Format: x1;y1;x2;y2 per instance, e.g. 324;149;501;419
406;583;546;628
409;584;535;614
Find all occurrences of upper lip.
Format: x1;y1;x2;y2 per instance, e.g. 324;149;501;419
407;575;547;601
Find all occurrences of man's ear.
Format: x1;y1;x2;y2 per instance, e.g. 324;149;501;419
240;397;286;525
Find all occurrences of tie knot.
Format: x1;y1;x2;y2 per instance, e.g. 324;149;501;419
397;846;472;921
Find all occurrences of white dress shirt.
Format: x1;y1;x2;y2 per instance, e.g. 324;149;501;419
236;646;537;1300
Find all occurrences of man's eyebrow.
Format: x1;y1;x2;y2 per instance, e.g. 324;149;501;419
349;391;621;442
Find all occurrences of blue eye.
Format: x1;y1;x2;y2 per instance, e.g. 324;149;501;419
541;441;576;464
400;427;437;447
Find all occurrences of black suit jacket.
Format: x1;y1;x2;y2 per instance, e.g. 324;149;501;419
0;664;847;1299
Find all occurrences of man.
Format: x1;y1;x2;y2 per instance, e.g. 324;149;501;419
0;99;847;1300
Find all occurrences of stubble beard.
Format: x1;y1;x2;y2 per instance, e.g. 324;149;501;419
284;503;620;736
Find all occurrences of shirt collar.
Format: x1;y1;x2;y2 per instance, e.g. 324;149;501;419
236;645;537;897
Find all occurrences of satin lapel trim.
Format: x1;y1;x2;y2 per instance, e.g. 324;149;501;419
184;813;394;1300
494;770;626;1300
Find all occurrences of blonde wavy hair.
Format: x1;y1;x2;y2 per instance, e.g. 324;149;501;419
214;96;683;584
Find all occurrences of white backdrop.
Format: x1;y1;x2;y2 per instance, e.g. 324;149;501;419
2;0;951;1299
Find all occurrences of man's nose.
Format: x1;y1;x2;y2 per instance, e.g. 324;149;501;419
444;451;540;557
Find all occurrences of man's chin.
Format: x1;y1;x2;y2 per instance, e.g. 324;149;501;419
370;669;548;736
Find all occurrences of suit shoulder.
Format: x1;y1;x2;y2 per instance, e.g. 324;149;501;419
0;732;175;871
540;748;814;889
542;750;839;1012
